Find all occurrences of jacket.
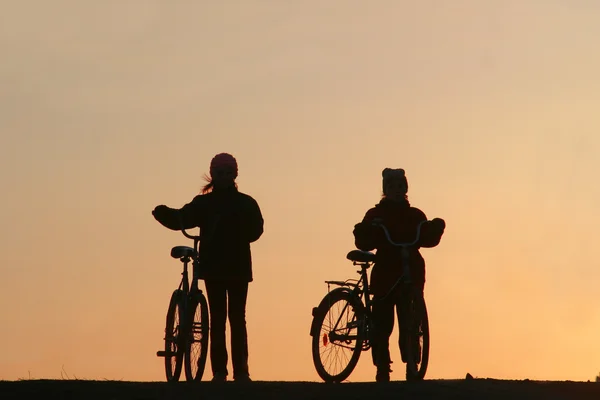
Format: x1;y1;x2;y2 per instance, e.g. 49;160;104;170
353;198;444;297
155;187;264;282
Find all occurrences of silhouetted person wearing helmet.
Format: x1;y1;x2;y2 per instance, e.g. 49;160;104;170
152;153;264;382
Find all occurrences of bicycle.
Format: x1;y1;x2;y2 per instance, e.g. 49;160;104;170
156;226;210;382
309;219;431;383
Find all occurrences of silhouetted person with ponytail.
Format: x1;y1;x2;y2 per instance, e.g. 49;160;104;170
152;153;264;382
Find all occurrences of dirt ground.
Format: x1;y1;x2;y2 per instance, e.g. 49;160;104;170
1;379;599;400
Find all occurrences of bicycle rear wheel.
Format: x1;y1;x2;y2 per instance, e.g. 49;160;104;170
184;293;210;381
405;292;429;381
164;290;184;382
311;288;365;383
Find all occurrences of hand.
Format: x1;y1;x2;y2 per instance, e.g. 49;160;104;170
431;217;446;231
353;221;373;237
152;205;169;221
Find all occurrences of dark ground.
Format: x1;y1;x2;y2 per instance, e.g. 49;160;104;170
1;379;599;400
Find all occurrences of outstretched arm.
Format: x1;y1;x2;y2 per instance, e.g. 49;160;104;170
152;196;204;231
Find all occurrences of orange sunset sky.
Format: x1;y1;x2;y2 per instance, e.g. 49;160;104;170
1;1;599;382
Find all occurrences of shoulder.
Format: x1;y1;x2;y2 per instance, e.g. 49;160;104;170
363;205;382;220
189;194;207;205
236;191;256;202
236;191;260;207
408;206;427;221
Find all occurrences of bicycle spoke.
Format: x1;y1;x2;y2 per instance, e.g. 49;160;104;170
189;310;203;374
164;297;183;381
185;298;208;381
172;308;181;371
318;296;359;378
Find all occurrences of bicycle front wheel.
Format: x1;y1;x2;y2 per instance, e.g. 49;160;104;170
184;293;210;381
164;290;184;382
405;292;430;381
311;288;365;383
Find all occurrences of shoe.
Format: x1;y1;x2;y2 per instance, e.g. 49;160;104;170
375;365;392;383
234;374;252;383
376;370;390;383
211;373;227;382
405;363;419;382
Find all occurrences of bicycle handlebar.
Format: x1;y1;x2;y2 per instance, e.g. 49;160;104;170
371;219;429;248
180;227;200;240
176;213;201;240
368;219;431;287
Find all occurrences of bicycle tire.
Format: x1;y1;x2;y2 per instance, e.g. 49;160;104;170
184;293;210;381
164;290;184;382
311;288;365;383
405;292;430;381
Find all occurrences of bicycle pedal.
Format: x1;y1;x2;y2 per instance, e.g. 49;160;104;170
156;351;178;357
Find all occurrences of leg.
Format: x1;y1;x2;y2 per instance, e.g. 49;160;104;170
205;280;229;379
227;280;250;381
370;297;395;381
396;292;409;363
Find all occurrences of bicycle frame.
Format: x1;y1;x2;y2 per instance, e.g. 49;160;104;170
157;226;204;358
175;227;206;342
177;229;202;297
320;220;429;345
322;268;370;348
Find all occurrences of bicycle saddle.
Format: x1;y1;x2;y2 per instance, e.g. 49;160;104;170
170;246;197;259
346;250;377;263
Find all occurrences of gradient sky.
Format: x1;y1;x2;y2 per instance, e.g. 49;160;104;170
1;0;599;382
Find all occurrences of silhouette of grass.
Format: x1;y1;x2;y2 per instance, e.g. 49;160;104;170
15;371;33;382
59;365;79;381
